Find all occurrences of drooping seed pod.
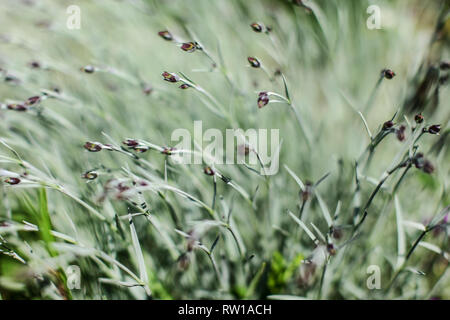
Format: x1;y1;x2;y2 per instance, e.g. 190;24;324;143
422;160;435;174
133;145;149;153
82;171;98;180
26;96;41;105
248;57;261;68
179;83;190;89
162;71;180;83
158;30;173;41
427;124;441;135
257;91;269;108
414;114;424;124
4;177;20;185
396;125;406;141
84;141;102;152
81;65;95;74
7;104;27;111
382;69;396;79
122;139;139;147
180;42;199;53
382;120;394;130
203;166;214;176
250;22;264;33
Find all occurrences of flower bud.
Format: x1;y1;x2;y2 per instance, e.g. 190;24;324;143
427;124;441;135
4;177;20;185
203;166;214;176
158;30;173;41
250;22;264;32
179;83;190;89
414;114;424;124
81;65;95;74
422;160;434;174
382;69;396;79
382;120;394;130
133;145;149;153
257;91;269;108
29;61;41;69
161;147;176;155
25;96;41;106
7;104;27;111
162;71;179;83
82;171;98;180
123;139;139;147
396;125;406;141
180;42;200;53
84;141;102;152
247;57;260;68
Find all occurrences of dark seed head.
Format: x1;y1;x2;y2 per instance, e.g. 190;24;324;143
327;243;336;256
179;83;190;89
440;61;450;71
29;61;41;69
143;85;153;95
414;114;424;124
180;42;199;53
422;160;434;174
396;125;406;141
247;57;260;68
250;22;263;32
158;30;173;41
413;153;425;169
7;104;27;111
133;146;149;153
84;141;102;152
4;177;20;185
82;171;98;180
161;147;176;155
123;139;139;147
427;124;441;135
162;71;179;83
81;65;95;74
257;92;269;108
382;69;396;79
203;166;215;176
26;96;41;105
382;120;394;130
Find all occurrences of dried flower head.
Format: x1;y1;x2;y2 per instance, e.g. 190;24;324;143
396;125;406;141
427;124;441;135
257;91;269;108
81;65;95;74
248;57;261;68
158;30;173;41
4;177;20;185
382;69;396;79
203;166;214;176
84;141;102;152
250;22;264;32
382;120;394;130
180;42;200;53
414;114;424;124
162;71;180;83
179;83;190;89
82;171;98;180
123;139;139;147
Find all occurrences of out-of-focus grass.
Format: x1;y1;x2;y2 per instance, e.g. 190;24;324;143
0;0;448;299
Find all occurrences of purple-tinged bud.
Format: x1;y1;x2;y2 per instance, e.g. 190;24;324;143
7;104;27;111
81;65;95;74
180;42;200;53
161;147;176;155
203;166;214;176
29;61;41;69
158;30;173;41
427;124;441;135
250;22;264;33
82;171;98;180
123;139;139;147
257;92;269;108
440;61;450;71
162;71;180;83
84;142;102;152
132;145;149;153
414;114;424;124
327;243;336;256
179;83;190;89
396;125;406;142
4;177;20;185
248;57;261;68
25;96;41;105
382;120;394;130
382;69;396;79
422;160;434;174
